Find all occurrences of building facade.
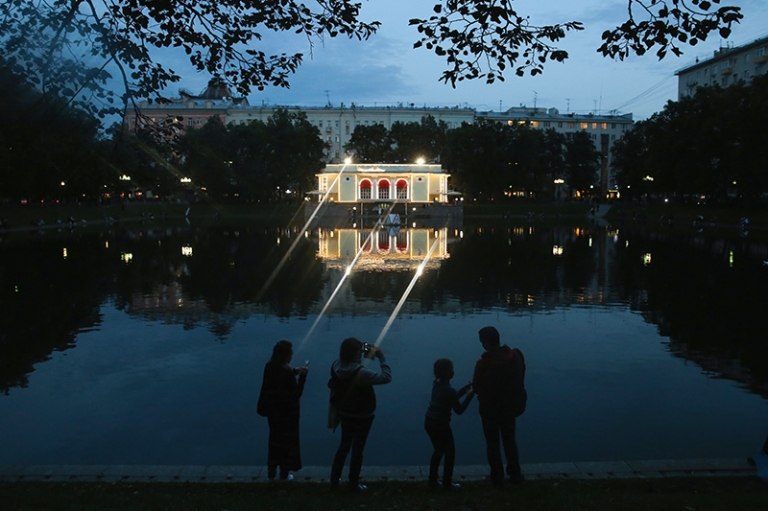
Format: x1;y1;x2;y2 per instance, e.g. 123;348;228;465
314;163;451;205
226;103;475;162
675;36;768;99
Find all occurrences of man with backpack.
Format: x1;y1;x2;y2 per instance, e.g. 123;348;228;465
472;326;527;486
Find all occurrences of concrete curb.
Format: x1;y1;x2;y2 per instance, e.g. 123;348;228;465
0;459;756;483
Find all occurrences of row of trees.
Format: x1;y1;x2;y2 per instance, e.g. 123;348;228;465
611;74;768;203
346;118;602;200
176;112;326;202
0;59;329;203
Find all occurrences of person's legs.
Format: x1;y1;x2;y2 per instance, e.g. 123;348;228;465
498;414;522;481
481;414;504;484
267;415;282;479
425;417;447;486
442;426;456;487
348;416;374;487
330;417;355;485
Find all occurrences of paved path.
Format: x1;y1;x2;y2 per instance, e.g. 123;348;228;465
0;459;756;483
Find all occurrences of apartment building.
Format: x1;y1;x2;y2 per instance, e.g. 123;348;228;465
675;35;768;99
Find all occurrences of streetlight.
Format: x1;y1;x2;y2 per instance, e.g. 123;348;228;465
416;157;425;164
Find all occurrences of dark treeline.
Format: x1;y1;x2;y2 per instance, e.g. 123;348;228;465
346;117;601;201
0;60;325;204
1;60;602;205
611;73;768;204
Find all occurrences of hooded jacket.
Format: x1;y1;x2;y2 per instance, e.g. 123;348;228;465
329;358;392;419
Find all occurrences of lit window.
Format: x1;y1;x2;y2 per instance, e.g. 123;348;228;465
580;122;588;129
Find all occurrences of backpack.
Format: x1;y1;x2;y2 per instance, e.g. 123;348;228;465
486;348;527;417
328;365;375;416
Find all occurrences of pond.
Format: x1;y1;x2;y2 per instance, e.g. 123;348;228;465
1;216;767;467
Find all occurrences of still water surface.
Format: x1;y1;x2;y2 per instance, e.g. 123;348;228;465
1;218;767;466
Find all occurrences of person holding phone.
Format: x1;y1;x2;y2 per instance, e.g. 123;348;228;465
257;340;309;481
328;337;392;492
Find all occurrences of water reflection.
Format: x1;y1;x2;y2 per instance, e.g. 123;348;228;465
1;222;767;399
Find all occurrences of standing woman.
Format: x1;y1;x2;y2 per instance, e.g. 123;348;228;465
257;340;309;481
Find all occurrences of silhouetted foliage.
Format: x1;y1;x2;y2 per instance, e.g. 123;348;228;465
0;1;743;117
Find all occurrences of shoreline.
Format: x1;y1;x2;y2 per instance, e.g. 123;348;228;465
0;458;756;483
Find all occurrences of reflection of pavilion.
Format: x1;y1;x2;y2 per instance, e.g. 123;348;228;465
317;227;450;271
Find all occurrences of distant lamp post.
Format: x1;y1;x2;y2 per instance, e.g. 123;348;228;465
119;174;131;181
180;177;192;183
416;157;425;165
60;181;65;186
344;157;352;164
643;175;654;181
553;179;565;184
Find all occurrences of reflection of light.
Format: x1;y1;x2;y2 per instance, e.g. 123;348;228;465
552;245;563;256
63;248;68;259
121;252;133;263
276;237;281;245
625;240;629;248
588;238;592;247
416;266;423;276
643;253;652;265
105;241;109;248
460;231;464;239
181;246;193;257
345;265;352;276
729;251;734;267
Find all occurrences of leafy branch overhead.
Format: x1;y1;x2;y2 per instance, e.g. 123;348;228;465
0;0;745;118
410;0;742;87
0;0;379;118
598;0;743;60
409;0;584;86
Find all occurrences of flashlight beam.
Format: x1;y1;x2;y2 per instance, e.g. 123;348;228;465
297;203;399;351
255;163;352;302
372;231;442;349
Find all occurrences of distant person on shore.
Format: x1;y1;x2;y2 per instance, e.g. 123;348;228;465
472;326;527;486
424;358;474;490
257;340;309;482
748;434;768;481
328;338;392;492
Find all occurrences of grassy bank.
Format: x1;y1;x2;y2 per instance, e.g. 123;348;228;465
2;477;767;511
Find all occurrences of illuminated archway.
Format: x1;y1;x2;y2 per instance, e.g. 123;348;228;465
359;179;372;200
395;179;408;199
377;179;390;200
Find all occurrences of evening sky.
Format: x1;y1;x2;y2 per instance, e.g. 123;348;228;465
153;0;768;120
